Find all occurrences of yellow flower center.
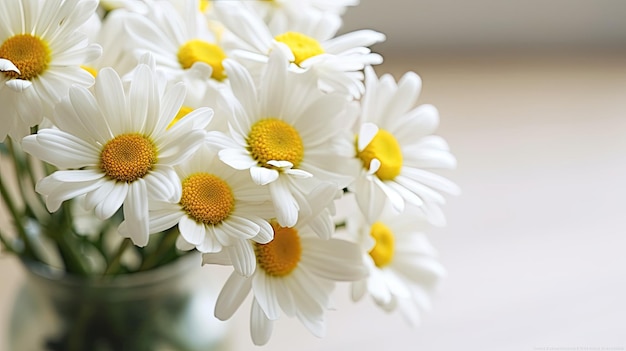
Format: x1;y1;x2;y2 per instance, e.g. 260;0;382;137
0;34;51;80
168;105;194;129
255;221;301;277
177;39;227;81
81;65;98;78
247;118;304;168
180;173;235;225
100;133;158;183
369;221;395;268
199;0;210;12
274;32;324;66
357;129;403;180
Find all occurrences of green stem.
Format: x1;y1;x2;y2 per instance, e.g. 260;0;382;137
103;238;132;276
138;228;179;271
6;140;40;218
45;202;91;275
0;229;18;254
0;174;37;259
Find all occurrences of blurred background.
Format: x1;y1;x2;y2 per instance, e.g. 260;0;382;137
1;1;625;350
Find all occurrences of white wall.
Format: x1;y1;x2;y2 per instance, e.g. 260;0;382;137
341;0;626;55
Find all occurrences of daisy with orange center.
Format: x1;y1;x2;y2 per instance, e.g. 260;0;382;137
122;0;227;82
206;46;357;228
0;0;101;142
148;147;275;277
205;208;366;345
22;63;212;247
213;1;385;98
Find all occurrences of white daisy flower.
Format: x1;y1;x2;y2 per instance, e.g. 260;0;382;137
205;214;367;345
207;47;357;228
122;0;228;83
348;199;446;325
22;64;212;247
213;1;385;98
148;146;275;277
0;0;102;141
352;66;460;224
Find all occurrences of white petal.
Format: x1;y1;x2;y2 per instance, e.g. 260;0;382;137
94;182;128;220
67;86;111;143
221;216;260;240
197;227;223;253
50;169;104;183
252;273;280;320
269;178;298;227
218;149;257;170
354;175;385;222
400;168;461;196
226;239;256;277
251;218;274;244
367;268;393;305
128;64;157;133
351;279;367;302
95;68;127;135
215;272;252;321
144;167;180;202
0;58;20;73
250;166;279;185
22;130;100;168
121;179;150;247
385;71;421;122
266;160;293;169
323;29;386;53
5;79;32;92
179;216;206;246
368;158;381;175
251;298;274;346
149;207;184;234
376;178;406;213
38;177;106;212
357;123;378;151
156;82;186;133
273;278;296;318
301;238;367;281
206;131;241;150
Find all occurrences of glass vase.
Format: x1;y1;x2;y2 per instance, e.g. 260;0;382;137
8;252;229;351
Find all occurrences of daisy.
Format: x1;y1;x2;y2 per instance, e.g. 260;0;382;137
122;0;228;83
347;198;446;325
206;47;357;228
213;1;385;98
21;63;212;247
148;146;275;277
352;66;460;224
0;0;101;141
204;211;367;345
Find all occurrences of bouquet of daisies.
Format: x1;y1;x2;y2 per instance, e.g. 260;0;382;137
0;0;459;345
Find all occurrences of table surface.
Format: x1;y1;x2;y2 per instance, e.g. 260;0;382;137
2;52;626;351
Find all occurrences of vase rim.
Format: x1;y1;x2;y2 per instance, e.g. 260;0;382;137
20;251;202;289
